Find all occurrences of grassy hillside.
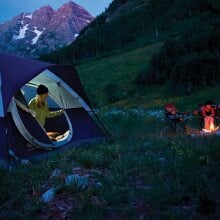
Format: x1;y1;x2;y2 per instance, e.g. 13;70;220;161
75;38;220;109
76;41;163;106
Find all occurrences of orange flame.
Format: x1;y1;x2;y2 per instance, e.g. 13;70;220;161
203;122;219;133
210;122;215;132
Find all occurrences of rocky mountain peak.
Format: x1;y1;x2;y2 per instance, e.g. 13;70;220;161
38;5;54;12
57;1;88;16
0;1;94;57
59;1;81;9
33;5;54;19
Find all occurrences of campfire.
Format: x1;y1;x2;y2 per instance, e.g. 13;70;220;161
190;122;220;137
202;122;219;133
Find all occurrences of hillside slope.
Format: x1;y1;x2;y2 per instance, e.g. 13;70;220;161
40;0;220;107
75;41;163;106
75;40;220;108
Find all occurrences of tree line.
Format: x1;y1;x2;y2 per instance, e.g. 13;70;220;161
135;23;220;95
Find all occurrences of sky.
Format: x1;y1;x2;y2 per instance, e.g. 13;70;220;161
0;0;113;23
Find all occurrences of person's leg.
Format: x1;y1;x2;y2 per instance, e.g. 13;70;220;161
204;117;209;130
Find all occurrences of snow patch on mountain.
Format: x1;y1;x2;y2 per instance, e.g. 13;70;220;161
25;14;32;19
31;27;43;45
13;23;29;40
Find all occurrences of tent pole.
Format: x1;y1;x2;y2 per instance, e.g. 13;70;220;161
90;109;115;140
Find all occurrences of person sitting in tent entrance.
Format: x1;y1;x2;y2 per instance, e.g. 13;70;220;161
28;84;65;141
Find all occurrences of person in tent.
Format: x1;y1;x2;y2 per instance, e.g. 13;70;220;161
28;84;64;140
201;100;215;131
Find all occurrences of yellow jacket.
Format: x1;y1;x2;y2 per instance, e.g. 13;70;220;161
29;98;64;127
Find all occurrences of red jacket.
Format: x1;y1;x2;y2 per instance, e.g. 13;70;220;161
201;105;215;117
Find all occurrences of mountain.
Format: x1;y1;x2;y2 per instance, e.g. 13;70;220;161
0;1;94;57
41;0;220;64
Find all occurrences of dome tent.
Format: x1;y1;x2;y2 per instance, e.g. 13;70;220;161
0;53;109;166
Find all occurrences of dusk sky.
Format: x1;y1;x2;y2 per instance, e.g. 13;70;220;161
0;0;113;23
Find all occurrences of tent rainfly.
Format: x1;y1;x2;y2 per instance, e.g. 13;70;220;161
0;53;110;166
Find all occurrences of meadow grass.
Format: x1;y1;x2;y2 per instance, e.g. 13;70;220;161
0;107;219;219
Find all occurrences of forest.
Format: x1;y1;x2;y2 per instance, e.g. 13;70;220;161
135;23;220;95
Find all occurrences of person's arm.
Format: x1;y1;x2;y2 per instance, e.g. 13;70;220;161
45;104;64;118
15;99;36;117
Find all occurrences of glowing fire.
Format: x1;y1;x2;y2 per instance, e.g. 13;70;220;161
203;122;219;133
210;123;215;132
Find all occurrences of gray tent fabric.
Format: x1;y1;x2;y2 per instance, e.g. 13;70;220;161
0;53;110;165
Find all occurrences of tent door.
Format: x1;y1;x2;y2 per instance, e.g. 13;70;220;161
10;99;54;148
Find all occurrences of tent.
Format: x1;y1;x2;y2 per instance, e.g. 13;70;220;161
0;53;110;166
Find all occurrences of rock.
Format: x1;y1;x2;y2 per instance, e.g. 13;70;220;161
41;188;56;203
65;174;88;189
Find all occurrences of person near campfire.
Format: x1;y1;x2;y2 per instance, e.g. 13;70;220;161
164;103;188;131
201;101;215;131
